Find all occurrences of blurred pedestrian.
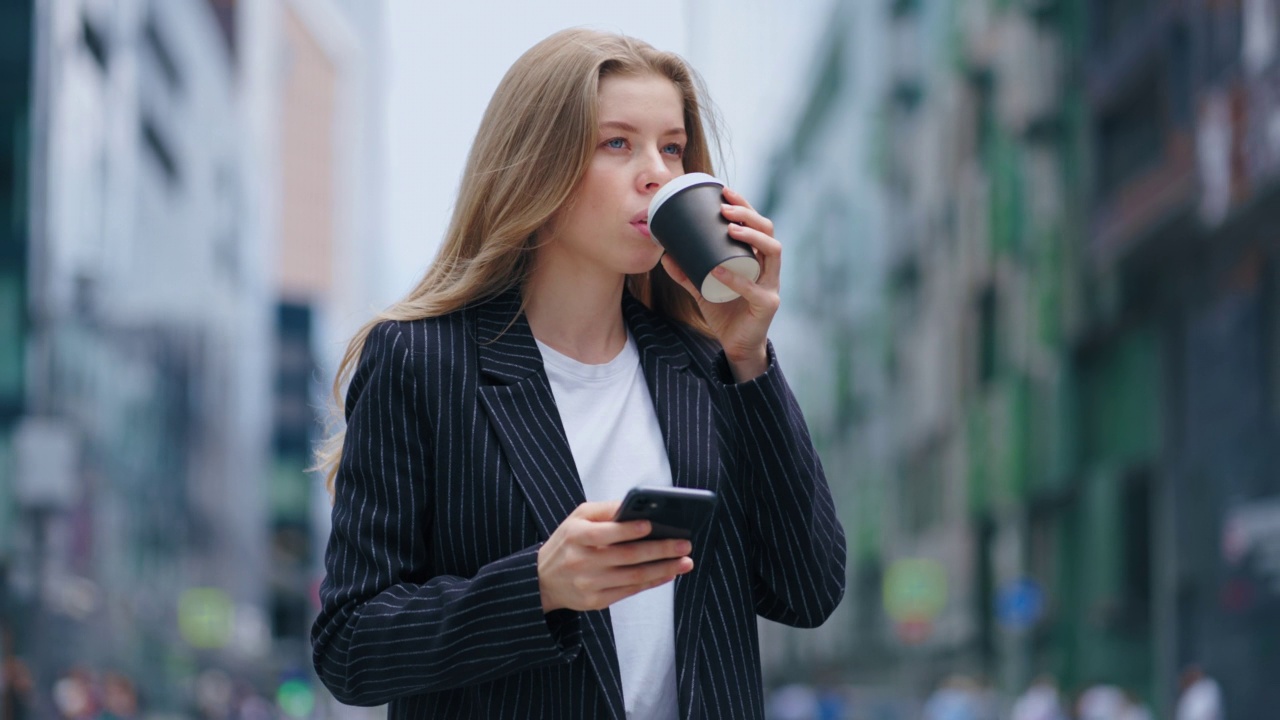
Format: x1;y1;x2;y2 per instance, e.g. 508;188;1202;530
922;675;981;720
972;675;999;720
768;683;818;720
1077;682;1125;720
1010;675;1067;720
233;690;274;720
1118;688;1153;720
1176;665;1223;720
52;667;96;720
95;672;138;720
1;652;35;720
310;25;845;720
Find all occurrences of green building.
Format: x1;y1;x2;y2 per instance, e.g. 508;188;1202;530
0;0;34;656
768;1;1280;716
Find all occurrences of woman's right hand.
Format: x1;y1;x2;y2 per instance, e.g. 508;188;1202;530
537;501;694;612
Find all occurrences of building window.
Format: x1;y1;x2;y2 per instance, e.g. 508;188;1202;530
140;115;180;187
81;14;109;71
143;12;183;95
789;39;843;160
1091;0;1155;55
273;303;316;457
978;285;999;387
1096;70;1163;202
1120;468;1153;630
901;443;943;534
974;515;996;667
1168;21;1192;126
0;273;24;413
271;589;309;641
1204;1;1242;83
204;0;238;59
1269;256;1280;423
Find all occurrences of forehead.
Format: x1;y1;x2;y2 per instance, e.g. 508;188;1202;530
596;74;685;126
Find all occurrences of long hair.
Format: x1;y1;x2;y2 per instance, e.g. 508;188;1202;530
315;28;723;491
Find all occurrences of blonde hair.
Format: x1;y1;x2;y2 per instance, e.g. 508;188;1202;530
315;28;723;491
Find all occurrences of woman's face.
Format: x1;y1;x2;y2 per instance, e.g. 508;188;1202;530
540;73;686;280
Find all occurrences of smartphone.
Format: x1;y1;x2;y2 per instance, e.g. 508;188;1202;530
613;486;717;541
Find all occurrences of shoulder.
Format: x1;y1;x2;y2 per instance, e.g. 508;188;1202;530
354;309;474;382
366;311;469;352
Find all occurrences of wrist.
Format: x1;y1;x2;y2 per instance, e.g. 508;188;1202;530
537;545;559;613
726;346;768;383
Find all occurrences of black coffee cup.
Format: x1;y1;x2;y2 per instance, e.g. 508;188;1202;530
647;173;761;303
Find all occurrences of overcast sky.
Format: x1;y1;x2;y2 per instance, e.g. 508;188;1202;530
379;0;836;301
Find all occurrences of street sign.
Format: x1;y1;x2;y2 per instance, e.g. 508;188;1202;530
996;577;1044;631
14;416;78;509
884;558;947;644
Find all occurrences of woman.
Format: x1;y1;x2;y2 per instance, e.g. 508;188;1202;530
311;28;846;719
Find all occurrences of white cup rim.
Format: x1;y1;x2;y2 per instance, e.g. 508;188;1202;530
647;172;724;224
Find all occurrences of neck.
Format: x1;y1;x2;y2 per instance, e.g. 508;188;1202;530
524;256;628;364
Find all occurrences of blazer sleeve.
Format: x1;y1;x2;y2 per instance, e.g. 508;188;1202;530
718;341;847;628
311;321;580;706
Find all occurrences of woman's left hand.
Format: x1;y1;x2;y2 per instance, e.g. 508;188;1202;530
660;187;781;382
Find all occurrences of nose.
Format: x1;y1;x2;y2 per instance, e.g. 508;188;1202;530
637;148;676;193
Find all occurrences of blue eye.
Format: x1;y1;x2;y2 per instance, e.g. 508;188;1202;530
605;138;627;149
663;143;685;157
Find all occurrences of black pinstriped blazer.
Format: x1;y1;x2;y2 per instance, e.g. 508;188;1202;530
311;289;846;719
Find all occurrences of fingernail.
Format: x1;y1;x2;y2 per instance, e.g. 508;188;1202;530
721;203;734;212
678;541;692;554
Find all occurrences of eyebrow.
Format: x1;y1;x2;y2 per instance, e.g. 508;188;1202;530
599;120;686;136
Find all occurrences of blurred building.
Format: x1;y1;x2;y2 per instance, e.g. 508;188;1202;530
0;0;36;684
1081;0;1280;714
1;0;276;705
261;0;388;703
766;0;1280;717
0;0;384;713
755;0;896;690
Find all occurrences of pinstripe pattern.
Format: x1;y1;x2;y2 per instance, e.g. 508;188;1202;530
312;290;846;718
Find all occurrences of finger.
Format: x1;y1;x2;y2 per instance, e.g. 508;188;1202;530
721;186;756;212
726;222;782;259
602;538;693;566
570;501;623;521
599;556;694;592
720;202;775;238
590;572;682;610
725;225;782;289
574;516;653;547
710;265;780;312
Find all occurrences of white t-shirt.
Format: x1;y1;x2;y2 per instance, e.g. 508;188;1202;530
536;333;679;720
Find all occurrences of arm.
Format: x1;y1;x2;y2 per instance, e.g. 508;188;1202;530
310;322;578;705
661;186;846;625
720;342;847;627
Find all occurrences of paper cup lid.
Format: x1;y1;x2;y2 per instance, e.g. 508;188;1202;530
647;172;724;224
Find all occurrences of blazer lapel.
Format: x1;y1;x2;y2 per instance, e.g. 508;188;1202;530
473;291;626;719
474;291;584;535
623;294;723;720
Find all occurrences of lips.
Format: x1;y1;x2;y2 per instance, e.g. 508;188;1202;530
630;211;652;239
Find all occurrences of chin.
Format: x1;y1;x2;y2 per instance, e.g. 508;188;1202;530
623;252;665;276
